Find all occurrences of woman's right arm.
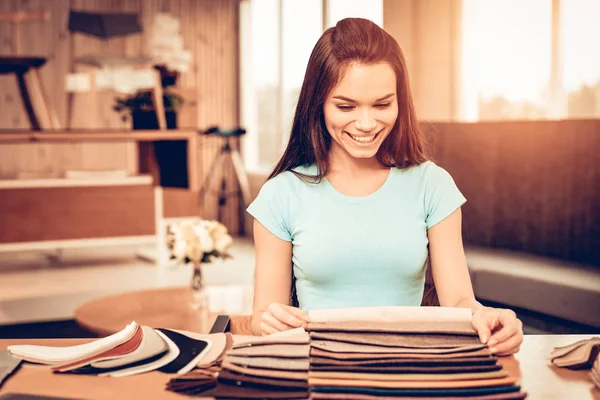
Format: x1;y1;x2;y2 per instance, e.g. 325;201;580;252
251;219;310;336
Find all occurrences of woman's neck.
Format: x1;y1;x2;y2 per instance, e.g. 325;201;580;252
328;149;385;179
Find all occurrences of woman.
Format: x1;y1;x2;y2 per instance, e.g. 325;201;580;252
247;18;523;355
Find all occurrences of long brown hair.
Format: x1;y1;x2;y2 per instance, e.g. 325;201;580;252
269;17;428;181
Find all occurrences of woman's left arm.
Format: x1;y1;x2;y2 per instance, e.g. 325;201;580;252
428;207;523;355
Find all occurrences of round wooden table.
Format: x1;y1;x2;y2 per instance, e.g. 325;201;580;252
74;287;219;337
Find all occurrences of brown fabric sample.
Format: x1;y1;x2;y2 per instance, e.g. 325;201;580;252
307;320;477;335
310;355;498;367
222;360;308;381
227;355;309;371
233;332;310;348
308;375;517;389
310;363;501;374
309;331;481;348
310;346;493;360
214;382;308;399
309;391;527;400
228;343;309;358
218;369;308;389
550;339;600;369
311;339;485;355
550;337;600;359
308;369;507;382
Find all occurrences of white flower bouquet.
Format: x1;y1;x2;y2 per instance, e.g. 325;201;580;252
166;219;233;265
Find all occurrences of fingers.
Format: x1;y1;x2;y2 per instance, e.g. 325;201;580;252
268;303;309;328
262;311;296;332
260;303;310;335
488;310;521;348
493;330;523;356
471;308;493;344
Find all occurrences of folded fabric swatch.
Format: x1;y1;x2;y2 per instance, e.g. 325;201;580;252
309;331;481;348
91;326;167;369
311;339;485;355
309;390;527;400
7;321;139;365
213;382;308;399
53;325;144;372
0;350;22;389
310;347;493;360
308;375;516;389
219;368;309;389
221;360;308;381
310;363;502;374
307;320;477;335
550;337;600;369
156;328;214;375
228;343;310;358
169;331;227;369
234;331;310;349
590;354;600;389
226;355;309;371
99;329;180;378
310;355;498;367
310;384;522;397
309;369;508;382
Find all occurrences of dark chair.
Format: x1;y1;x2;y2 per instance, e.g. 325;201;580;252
0;11;60;130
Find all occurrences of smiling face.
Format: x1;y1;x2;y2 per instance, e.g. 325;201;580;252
323;62;398;164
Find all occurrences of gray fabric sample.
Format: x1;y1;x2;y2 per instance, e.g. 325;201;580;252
228;343;309;358
309;331;480;348
311;339;485;355
227;355;309;371
310;347;493;360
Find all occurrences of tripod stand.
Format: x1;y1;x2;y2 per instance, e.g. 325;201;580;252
198;127;251;234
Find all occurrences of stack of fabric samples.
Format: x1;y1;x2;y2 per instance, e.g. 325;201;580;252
166;331;234;395
7;321;231;380
210;327;310;399
306;306;526;400
549;336;600;390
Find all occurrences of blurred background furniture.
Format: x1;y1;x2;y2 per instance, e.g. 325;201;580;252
74;287;252;336
65;10;166;130
0;11;60;130
0;130;199;254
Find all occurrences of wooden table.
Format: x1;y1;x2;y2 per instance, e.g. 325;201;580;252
1;335;598;400
74;287;218;337
74;287;253;337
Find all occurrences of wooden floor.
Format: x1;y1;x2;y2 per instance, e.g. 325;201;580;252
0;237;256;325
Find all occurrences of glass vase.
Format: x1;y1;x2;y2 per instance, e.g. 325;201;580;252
190;262;210;331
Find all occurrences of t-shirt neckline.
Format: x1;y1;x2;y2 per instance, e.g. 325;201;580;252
323;168;395;203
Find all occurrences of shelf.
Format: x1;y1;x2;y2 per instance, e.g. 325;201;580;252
0;129;199;143
0;175;153;189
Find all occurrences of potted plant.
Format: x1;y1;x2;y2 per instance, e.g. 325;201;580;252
113;89;185;130
112;13;192;130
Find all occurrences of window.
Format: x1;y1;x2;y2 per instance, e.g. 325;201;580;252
240;0;383;172
461;0;600;121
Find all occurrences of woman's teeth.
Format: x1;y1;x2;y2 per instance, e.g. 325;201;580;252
348;133;377;143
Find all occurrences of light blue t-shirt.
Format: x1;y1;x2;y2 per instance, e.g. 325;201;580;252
247;161;466;312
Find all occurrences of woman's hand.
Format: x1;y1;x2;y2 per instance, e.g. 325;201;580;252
260;303;310;335
472;307;523;356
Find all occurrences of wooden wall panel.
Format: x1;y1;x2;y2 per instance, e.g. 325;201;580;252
0;185;155;243
427;120;600;266
0;0;242;234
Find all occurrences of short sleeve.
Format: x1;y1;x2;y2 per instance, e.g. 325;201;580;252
424;163;467;229
246;176;292;241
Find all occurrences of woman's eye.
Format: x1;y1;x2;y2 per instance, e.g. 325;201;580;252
374;103;392;109
336;105;355;111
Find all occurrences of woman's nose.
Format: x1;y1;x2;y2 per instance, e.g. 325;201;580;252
354;109;377;132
